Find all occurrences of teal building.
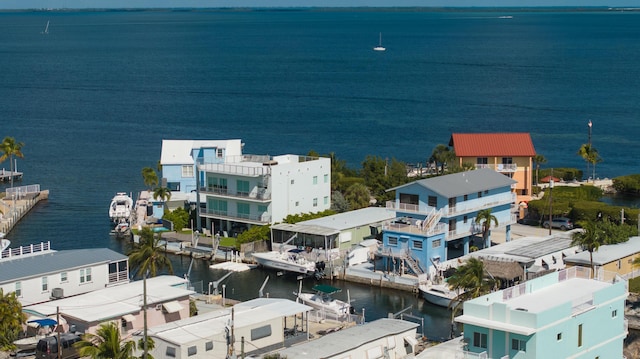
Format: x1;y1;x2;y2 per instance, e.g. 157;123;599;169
455;267;628;358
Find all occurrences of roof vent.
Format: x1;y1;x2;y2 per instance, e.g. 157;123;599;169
51;288;64;299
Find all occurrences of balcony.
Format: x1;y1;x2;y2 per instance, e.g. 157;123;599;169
383;220;446;237
201;208;271;225
475;163;518;172
446;193;516;216
385;201;436;215
200;187;271;202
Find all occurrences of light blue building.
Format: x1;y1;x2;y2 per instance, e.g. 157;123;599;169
381;168;516;276
455;267;628;359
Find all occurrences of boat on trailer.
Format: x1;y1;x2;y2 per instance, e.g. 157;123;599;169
109;192;133;223
252;248;321;276
297;284;352;318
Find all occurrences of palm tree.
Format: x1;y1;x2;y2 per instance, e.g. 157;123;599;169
141;167;159;191
475;209;498;248
0;288;26;350
571;219;606;277
0;136;25;188
446;258;495;336
74;322;137;359
430;144;453;175
578;144;602;182
152;187;171;203
128;227;173;278
532;154;547;185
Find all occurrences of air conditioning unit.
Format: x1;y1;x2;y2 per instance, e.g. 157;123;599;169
51;287;64;299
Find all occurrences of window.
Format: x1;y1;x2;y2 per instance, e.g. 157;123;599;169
61;272;68;282
578;324;583;347
463;216;468;223
167;182;180;191
237;203;250;218
313;198;318;207
209;199;228;215
476;157;488;165
484;190;489;195
388;237;398;246
217;148;223;158
413;240;423;249
618;259;622;269
478;191;482;198
400;193;419;206
428;196;437;207
205;341;213;351
251;324;272;340
237;180;250;196
502;157;513;164
473;332;487;348
432;239;441;248
313;176;318;185
557;333;562;341
15;282;21;297
165;347;176;357
187;346;197;356
42;277;48;291
512;338;526;351
290;179;294;185
324;196;329;205
612;310;618;318
181;165;194;178
464;194;468;201
80;268;92;283
324;174;329;183
449;219;456;232
295;201;299;207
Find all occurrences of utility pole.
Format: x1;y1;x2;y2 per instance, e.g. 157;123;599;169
57;306;61;359
143;272;148;359
548;174;554;236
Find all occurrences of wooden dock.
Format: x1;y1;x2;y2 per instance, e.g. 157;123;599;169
0;169;22;183
0;185;48;236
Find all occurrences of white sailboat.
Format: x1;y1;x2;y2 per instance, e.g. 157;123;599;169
42;21;49;35
373;32;386;51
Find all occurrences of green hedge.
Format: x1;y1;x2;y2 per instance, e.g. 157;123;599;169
539;168;584;181
612;174;640;196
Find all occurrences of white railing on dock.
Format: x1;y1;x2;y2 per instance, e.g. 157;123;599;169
1;241;52;260
6;184;41;196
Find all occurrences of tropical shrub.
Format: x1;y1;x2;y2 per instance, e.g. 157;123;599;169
612;174;640;196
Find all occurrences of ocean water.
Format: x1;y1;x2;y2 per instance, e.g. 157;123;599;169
1;9;639;337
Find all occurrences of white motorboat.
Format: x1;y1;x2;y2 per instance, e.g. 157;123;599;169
297;284;352;318
109;192;133;223
252;248;318;275
419;283;462;308
373;32;386;51
13;335;46;351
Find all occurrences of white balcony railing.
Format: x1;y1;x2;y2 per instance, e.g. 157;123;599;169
475;163;519;172
201;208;271;224
446;193;516;215
200;187;271;201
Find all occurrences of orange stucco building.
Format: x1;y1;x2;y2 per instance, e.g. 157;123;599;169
449;133;536;203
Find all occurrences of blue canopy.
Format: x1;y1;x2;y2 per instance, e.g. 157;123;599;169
27;318;57;327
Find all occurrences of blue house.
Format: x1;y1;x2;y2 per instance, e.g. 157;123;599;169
381;169;516;276
454;267;627;359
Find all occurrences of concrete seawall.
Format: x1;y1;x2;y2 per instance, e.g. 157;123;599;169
0;189;49;236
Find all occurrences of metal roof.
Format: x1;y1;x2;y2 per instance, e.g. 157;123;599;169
23;275;193;322
299;207;396;231
0;248;128;284
277;318;418;358
564;236;640;266
270;223;339;237
449;133;536;157
388;168;516;198
145;298;312;346
505;237;574;259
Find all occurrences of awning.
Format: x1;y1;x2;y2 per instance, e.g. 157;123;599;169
122;314;136;322
162;301;183;314
27;318;57;327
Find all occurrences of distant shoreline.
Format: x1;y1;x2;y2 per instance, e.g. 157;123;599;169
2;6;640;14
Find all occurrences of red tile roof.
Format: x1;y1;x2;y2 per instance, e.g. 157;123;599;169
449;133;536;157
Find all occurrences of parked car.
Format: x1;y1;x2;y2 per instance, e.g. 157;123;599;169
517;217;541;226
35;333;81;359
542;217;574;231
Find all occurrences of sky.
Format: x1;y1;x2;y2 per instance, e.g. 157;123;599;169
2;0;640;10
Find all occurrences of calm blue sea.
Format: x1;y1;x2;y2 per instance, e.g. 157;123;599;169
1;9;639;338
